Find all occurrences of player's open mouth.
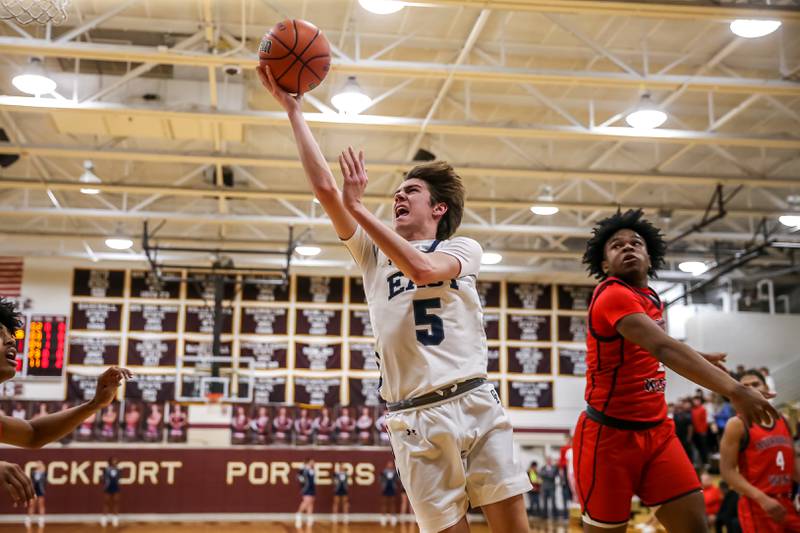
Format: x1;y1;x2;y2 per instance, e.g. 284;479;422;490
5;348;16;364
394;206;409;219
623;255;638;264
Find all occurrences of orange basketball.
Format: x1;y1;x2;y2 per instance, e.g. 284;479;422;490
258;19;331;95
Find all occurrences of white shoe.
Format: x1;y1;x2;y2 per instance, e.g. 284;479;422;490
111;515;119;527
307;515;314;526
295;514;302;528
380;515;387;526
333;514;338;523
37;516;44;527
344;514;349;525
390;516;397;526
100;515;108;527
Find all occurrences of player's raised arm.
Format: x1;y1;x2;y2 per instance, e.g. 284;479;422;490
256;65;357;240
615;314;776;427
0;366;132;449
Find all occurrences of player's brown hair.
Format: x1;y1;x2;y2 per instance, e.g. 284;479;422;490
405;161;465;240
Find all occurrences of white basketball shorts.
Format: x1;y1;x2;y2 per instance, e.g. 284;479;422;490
386;383;531;532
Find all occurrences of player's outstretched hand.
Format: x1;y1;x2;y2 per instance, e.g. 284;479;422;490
0;461;34;508
339;146;368;211
256;65;302;114
730;383;778;427
91;367;133;409
757;493;787;523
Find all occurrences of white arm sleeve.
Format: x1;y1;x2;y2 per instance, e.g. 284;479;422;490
436;237;483;278
341;226;377;273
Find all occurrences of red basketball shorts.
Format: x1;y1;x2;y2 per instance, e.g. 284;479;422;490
573;412;701;527
739;496;800;533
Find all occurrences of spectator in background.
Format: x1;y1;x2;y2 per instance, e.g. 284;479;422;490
12;402;26;419
250;405;270;445
123;403;140;441
356;406;374;445
167;403;188;443
734;364;746;380
144;403;163;442
272;406;293;444
335;406;356;444
674;398;695;461
25;461;46;531
559;437;573;519
539;456;559;521
77;411;96;441
295;458;316;528
230;405;249;444
704;392;718;454
759;367;776;395
101;457;121;528
702;472;723;528
712;394;734;445
100;403;118;441
692;396;710;467
332;463;349;524
380;460;398;527
527;461;541;517
295;408;315;445
715;481;741;533
314;407;334;445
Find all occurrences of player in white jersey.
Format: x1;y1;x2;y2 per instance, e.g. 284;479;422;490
258;65;530;533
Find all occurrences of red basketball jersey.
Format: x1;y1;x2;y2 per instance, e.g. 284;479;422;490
738;416;795;497
585;277;667;423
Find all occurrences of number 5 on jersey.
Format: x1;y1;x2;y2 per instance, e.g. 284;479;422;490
413;298;444;346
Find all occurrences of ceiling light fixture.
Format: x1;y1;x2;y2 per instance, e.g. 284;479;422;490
358;0;404;15
105;236;133;250
625;93;668;130
295;245;322;257
79;160;102;195
530;186;559;216
778;215;800;228
331;76;372;115
678;261;708;276
730;19;781;39
481;252;503;265
11;58;57;96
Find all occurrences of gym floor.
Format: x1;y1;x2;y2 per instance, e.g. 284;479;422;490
0;520;580;532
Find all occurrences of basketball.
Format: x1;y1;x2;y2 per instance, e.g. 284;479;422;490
258;19;331;95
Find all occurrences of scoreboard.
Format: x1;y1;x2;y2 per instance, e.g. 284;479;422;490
25;315;67;377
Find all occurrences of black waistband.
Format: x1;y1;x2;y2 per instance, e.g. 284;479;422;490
387;378;486;412
585;405;665;431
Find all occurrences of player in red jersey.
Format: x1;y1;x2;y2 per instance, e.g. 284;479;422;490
574;210;777;533
720;369;800;533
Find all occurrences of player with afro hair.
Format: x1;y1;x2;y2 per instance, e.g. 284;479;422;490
572;211;777;533
583;208;667;282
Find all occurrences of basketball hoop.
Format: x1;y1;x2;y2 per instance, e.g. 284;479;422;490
0;0;70;25
205;392;224;404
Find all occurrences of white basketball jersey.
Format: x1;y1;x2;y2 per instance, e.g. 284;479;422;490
344;226;488;403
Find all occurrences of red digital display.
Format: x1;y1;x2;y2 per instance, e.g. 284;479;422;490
27;315;67;377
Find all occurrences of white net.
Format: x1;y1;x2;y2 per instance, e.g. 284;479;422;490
0;0;69;25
